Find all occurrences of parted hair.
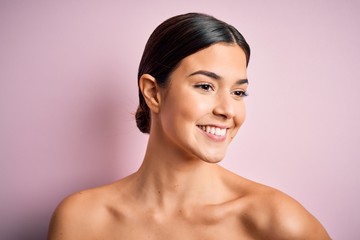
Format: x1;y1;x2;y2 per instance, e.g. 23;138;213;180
135;12;250;133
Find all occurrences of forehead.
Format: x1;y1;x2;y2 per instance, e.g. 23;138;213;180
174;43;248;80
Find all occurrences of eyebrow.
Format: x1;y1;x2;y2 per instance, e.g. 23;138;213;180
187;70;248;85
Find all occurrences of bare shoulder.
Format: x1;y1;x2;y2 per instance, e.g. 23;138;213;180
234;177;331;239
256;187;329;239
47;182;122;240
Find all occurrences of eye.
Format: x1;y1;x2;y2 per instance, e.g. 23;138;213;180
232;90;248;97
194;83;214;92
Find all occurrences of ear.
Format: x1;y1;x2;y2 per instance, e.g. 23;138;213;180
139;74;161;113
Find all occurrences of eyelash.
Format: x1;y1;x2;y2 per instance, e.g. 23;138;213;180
195;83;248;98
232;90;248;97
194;83;214;91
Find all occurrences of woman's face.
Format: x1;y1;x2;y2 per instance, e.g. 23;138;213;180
158;43;248;163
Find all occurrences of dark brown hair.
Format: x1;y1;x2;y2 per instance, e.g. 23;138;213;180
136;13;250;133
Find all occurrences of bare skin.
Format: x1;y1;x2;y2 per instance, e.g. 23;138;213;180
48;44;330;239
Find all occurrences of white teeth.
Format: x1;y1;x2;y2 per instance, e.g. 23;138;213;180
215;128;221;135
199;125;226;137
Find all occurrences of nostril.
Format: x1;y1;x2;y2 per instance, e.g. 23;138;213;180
218;113;230;119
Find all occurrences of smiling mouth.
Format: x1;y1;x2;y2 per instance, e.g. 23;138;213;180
197;125;227;137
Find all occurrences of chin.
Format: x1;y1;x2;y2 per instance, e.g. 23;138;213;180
199;153;225;164
202;159;223;164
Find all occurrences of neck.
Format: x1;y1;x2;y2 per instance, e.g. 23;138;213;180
133;130;224;210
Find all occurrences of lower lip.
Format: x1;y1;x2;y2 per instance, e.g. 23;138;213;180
197;126;227;142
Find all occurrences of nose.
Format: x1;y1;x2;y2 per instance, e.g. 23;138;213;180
212;93;235;119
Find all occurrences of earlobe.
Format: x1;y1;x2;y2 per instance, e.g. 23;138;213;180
139;74;161;113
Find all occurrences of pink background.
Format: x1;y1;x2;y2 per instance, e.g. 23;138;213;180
1;1;359;239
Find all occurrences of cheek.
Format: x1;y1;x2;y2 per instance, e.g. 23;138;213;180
160;92;197;128
235;102;247;126
230;107;246;140
172;92;211;118
189;95;213;114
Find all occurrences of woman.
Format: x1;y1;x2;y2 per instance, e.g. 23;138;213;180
48;13;330;239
